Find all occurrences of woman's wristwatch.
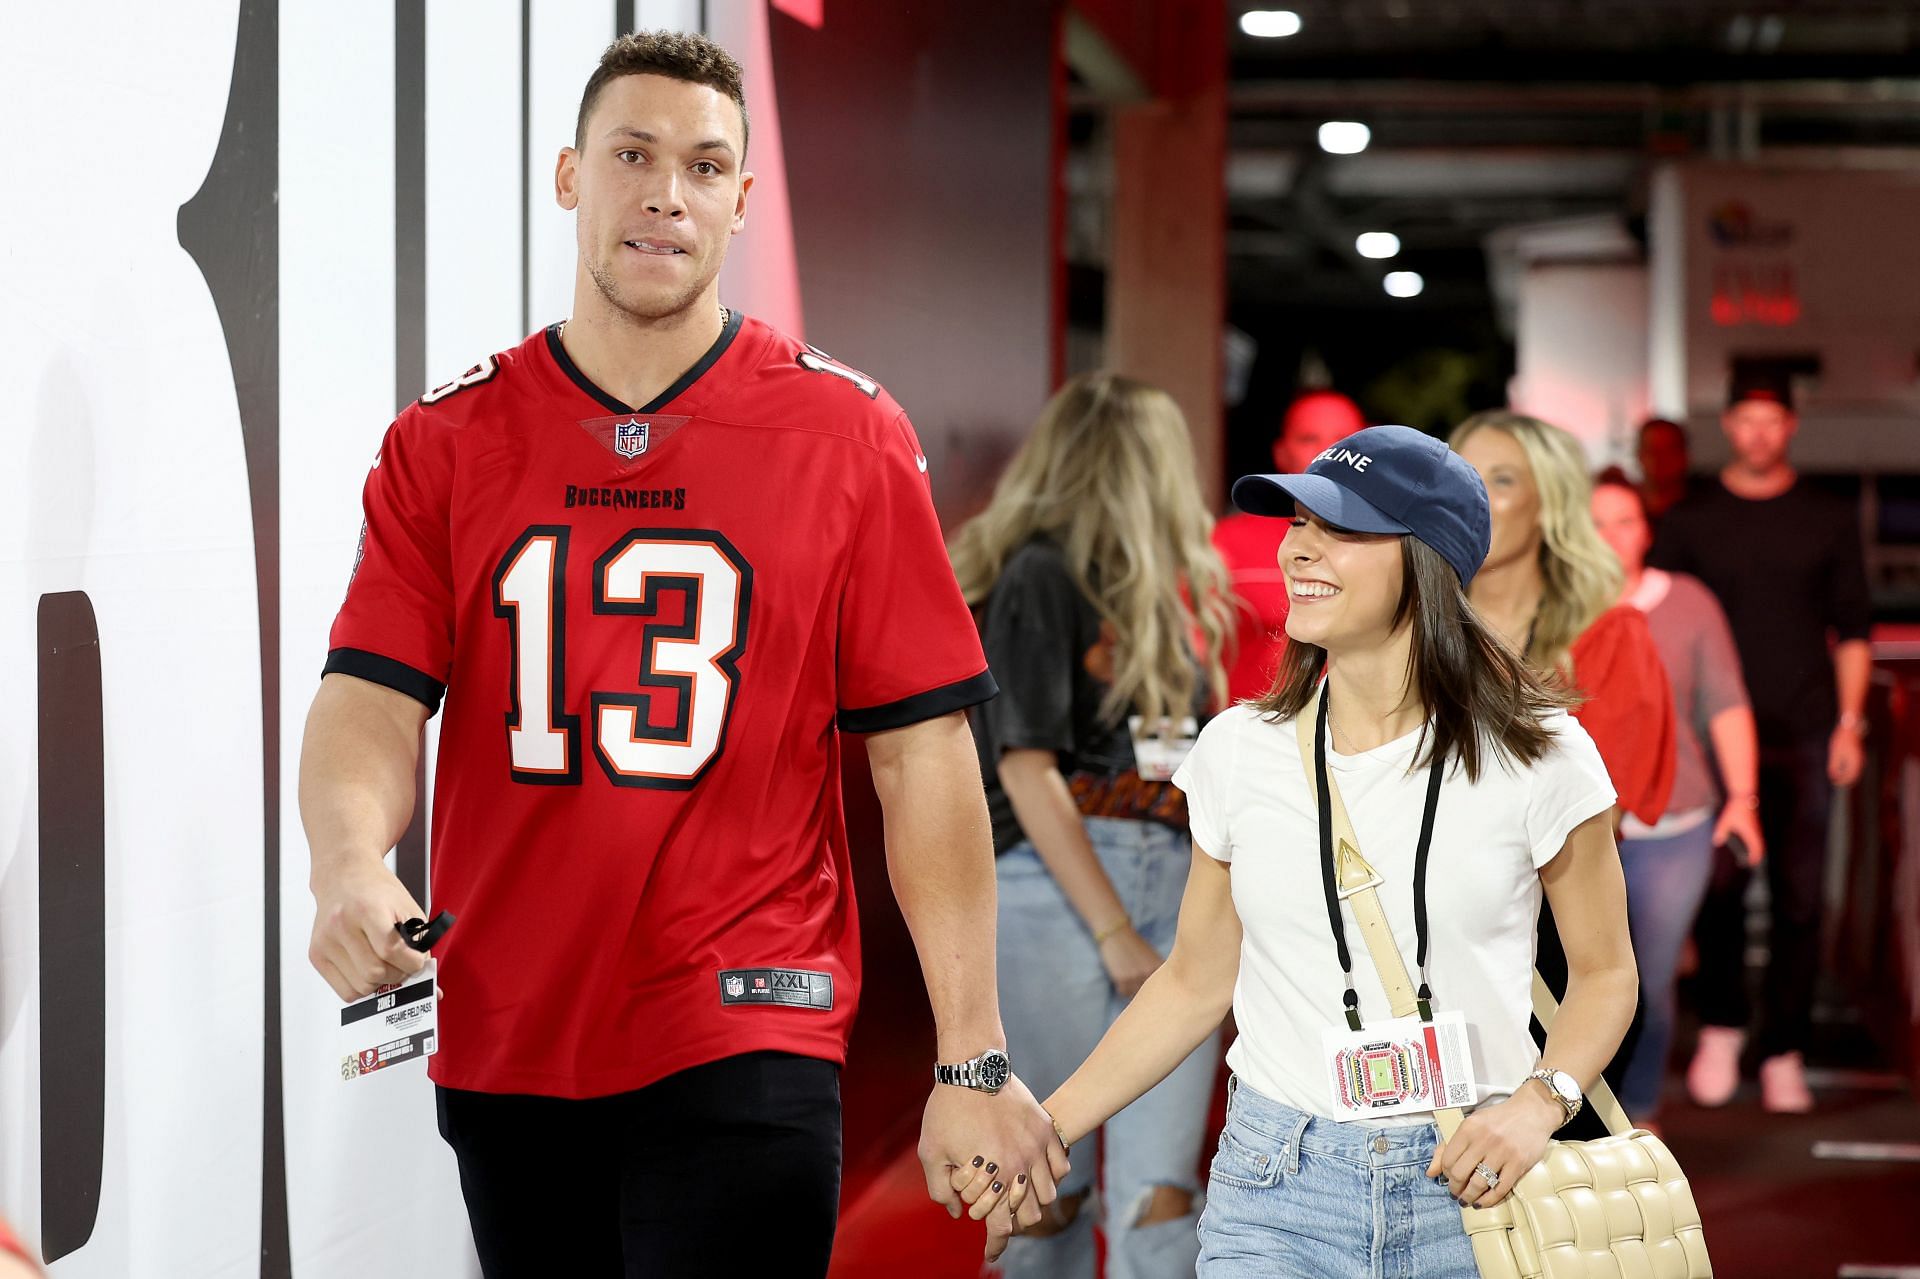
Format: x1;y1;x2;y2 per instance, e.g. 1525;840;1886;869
1525;1068;1584;1128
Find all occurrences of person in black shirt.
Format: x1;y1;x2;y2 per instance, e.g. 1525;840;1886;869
948;372;1234;1275
1650;372;1872;1113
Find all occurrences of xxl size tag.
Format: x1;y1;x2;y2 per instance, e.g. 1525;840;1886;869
338;961;437;1082
1322;1011;1475;1120
718;967;835;1010
1128;715;1199;782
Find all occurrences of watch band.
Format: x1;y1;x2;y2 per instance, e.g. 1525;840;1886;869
1527;1069;1583;1126
934;1049;1009;1093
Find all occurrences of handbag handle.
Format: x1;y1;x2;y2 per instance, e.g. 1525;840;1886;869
1293;689;1633;1140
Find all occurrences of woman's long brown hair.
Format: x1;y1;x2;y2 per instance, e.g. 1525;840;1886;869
1254;536;1572;781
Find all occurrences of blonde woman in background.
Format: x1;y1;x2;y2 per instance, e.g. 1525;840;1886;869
1451;411;1676;1137
949;372;1235;1277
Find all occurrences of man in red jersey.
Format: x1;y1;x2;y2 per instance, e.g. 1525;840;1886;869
1211;390;1367;700
300;31;1065;1275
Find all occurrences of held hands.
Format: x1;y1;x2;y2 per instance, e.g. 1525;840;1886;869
1711;799;1765;867
1425;1083;1563;1210
1099;925;1164;999
919;1074;1070;1262
307;856;429;1001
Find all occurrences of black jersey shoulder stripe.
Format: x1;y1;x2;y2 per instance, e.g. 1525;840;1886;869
543;308;745;417
323;647;447;714
837;669;999;735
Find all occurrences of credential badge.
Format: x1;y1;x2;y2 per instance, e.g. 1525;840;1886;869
614;418;650;459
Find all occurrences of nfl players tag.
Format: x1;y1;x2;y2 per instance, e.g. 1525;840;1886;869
717;967;835;1010
1127;715;1199;782
338;961;438;1082
1321;1011;1476;1120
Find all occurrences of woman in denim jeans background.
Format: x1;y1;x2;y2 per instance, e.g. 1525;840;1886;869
948;372;1235;1278
965;426;1638;1276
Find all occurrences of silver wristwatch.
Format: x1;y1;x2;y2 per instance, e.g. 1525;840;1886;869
1526;1068;1583;1127
934;1048;1012;1095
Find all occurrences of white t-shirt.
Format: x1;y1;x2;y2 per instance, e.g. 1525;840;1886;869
1171;701;1616;1124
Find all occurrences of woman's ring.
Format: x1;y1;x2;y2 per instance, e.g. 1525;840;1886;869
1475;1161;1500;1188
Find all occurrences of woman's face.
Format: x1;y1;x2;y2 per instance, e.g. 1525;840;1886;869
1589;483;1651;578
1280;505;1406;652
1456;427;1542;574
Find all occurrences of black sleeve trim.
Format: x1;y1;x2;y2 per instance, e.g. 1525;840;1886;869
323;648;447;714
838;669;999;735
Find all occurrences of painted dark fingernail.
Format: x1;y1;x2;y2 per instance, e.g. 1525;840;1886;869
972;1155;984;1168
986;1162;998;1174
991;1181;1003;1193
1017;1174;1027;1184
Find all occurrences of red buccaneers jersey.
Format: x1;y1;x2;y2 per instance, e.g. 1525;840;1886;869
325;312;996;1098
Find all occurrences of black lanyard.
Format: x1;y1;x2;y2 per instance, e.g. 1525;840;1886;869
1314;685;1445;1030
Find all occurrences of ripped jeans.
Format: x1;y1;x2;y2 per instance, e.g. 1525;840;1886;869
993;818;1220;1279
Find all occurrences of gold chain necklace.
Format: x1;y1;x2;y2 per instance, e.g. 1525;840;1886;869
1328;708;1363;754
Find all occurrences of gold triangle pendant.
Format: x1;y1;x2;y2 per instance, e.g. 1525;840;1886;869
1336;837;1382;893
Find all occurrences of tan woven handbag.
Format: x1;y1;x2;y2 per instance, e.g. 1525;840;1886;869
1295;694;1712;1278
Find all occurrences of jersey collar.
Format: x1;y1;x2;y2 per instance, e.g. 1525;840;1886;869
542;307;746;417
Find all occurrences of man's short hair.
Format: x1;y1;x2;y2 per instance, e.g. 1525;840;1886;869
576;30;750;155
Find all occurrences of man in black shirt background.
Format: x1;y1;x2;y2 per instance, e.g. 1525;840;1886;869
1651;372;1872;1114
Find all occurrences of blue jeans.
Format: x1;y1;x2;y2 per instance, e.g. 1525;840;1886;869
1197;1077;1477;1279
994;818;1220;1279
1617;821;1715;1116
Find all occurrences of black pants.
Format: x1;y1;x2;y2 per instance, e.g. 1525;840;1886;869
1693;737;1834;1056
436;1051;842;1278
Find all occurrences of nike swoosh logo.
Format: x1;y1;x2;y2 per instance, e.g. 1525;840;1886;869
916;453;929;474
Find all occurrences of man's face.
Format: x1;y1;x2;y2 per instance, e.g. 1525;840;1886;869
1637;423;1689;488
1722;399;1796;474
1274;396;1366;474
557;74;752;322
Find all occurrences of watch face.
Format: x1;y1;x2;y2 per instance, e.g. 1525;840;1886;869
979;1051;1011;1091
1549;1071;1581;1104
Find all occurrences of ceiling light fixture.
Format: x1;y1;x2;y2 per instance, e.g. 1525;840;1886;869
1241;10;1302;38
1318;121;1370;154
1356;232;1401;259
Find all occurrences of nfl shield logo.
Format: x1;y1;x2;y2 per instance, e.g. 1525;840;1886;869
724;975;745;997
614;418;650;459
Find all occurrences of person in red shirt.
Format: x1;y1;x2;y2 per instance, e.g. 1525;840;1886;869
299;31;1063;1276
1452;410;1676;1138
1212;391;1366;701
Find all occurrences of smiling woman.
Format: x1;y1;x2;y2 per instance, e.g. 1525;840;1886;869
1029;424;1640;1278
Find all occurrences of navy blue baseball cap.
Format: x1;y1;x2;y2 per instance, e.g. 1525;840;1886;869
1231;424;1493;585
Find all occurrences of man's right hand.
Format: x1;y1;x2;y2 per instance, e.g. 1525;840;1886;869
308;856;429;1001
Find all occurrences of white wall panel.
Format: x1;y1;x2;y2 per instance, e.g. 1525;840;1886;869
427;0;528;378
527;1;620;330
1;2;264;1273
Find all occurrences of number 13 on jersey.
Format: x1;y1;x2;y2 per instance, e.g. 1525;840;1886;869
492;526;753;789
